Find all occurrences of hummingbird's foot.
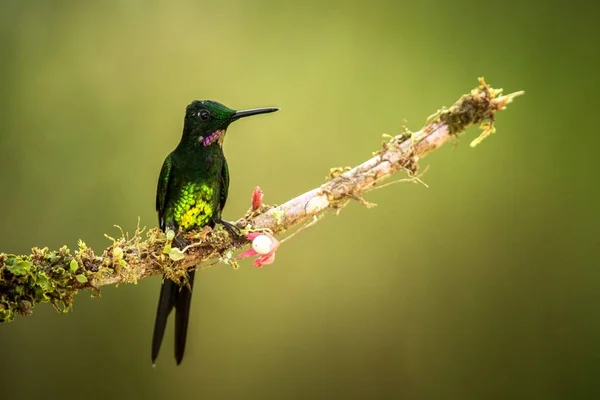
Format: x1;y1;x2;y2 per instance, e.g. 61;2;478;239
215;219;244;243
165;222;190;249
173;235;190;249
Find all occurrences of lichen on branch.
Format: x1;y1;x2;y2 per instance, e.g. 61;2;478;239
0;78;523;322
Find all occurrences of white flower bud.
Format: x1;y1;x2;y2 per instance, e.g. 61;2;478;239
252;235;273;255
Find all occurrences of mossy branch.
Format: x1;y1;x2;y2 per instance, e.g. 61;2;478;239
0;78;523;322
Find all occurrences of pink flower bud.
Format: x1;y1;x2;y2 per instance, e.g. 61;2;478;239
251;186;263;211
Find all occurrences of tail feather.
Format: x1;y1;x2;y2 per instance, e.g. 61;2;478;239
174;270;195;365
151;277;177;364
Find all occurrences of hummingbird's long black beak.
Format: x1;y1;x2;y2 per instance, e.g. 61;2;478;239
232;107;279;120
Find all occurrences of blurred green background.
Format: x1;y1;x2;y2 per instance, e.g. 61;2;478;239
1;0;599;399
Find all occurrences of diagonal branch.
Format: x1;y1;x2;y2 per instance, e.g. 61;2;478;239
0;78;524;322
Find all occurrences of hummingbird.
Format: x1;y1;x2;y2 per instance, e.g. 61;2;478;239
152;100;278;365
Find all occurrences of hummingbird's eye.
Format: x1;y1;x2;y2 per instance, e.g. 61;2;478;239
197;110;211;121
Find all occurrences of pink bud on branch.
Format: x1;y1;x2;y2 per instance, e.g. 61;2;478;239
251;186;263;211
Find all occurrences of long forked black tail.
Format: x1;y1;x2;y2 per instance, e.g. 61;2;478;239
151;271;196;365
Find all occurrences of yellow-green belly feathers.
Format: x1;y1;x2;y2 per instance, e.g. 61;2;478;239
172;182;216;230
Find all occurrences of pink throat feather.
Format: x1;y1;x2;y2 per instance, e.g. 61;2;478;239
202;129;225;147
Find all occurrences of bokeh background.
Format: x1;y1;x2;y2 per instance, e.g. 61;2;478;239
1;1;599;399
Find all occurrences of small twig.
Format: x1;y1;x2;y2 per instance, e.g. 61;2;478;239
280;215;323;244
370;165;430;191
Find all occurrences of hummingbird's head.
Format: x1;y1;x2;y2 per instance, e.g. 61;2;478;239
182;100;278;147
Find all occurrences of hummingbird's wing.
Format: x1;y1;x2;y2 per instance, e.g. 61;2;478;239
156;154;173;231
219;157;229;214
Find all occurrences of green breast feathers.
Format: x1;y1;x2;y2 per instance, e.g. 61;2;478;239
172;182;216;230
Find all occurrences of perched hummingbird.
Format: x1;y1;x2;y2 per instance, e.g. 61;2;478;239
152;100;278;365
